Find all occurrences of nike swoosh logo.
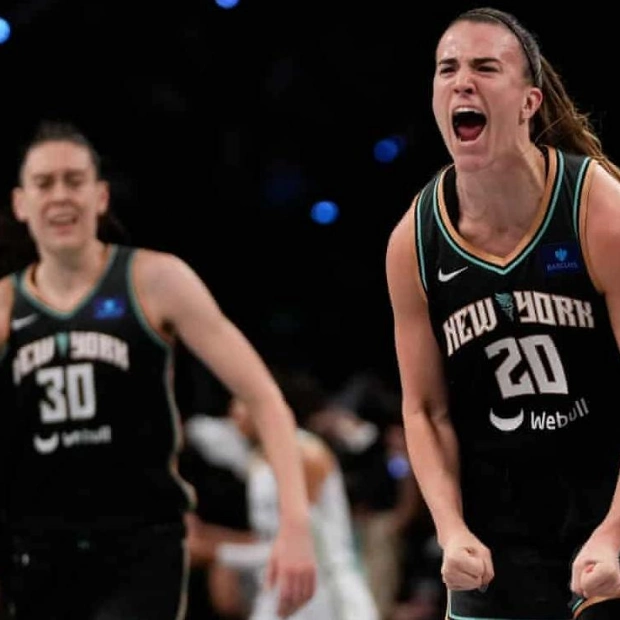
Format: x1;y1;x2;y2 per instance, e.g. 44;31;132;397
11;313;39;331
438;266;468;283
489;409;524;432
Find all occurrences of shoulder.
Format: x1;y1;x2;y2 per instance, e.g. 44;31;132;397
0;274;16;347
299;431;336;482
578;161;620;292
130;247;200;290
386;194;422;281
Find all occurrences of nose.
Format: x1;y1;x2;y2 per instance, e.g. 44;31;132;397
49;179;71;201
453;68;475;94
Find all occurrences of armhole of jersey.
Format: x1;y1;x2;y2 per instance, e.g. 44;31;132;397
125;248;170;350
412;189;429;304
574;158;601;292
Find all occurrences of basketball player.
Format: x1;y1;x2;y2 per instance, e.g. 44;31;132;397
0;120;316;619
185;392;380;620
386;7;620;620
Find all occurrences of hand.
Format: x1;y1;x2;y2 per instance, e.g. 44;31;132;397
571;531;620;599
265;522;317;618
440;529;494;592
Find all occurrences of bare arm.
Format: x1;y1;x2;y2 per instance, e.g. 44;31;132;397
580;164;620;546
385;206;465;547
134;250;309;529
0;276;15;352
133;250;316;615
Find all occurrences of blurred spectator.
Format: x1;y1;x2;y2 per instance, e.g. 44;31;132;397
183;370;379;620
305;372;441;620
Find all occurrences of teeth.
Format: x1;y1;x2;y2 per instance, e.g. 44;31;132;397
454;106;481;114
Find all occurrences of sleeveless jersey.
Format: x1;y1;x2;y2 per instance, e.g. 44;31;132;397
2;245;194;536
413;146;620;546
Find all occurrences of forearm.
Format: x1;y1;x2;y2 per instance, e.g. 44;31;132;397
596;473;620;548
253;398;311;529
403;408;465;547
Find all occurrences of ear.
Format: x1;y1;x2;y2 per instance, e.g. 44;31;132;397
12;187;27;223
522;86;543;121
96;180;110;216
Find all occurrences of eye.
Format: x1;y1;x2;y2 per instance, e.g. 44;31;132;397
36;178;52;190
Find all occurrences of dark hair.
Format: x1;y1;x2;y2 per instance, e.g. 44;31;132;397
270;366;329;426
17;119;103;184
450;7;620;180
0;119;129;277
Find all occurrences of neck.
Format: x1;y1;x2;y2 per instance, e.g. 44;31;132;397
455;144;546;231
33;241;109;301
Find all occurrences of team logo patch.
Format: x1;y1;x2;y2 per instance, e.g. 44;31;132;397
93;296;126;319
539;241;582;276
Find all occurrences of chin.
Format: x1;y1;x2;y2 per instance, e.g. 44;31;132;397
47;236;84;253
451;149;492;173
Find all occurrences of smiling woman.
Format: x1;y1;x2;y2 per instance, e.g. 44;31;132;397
0;118;318;620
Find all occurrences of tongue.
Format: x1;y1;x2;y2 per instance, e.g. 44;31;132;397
457;125;484;142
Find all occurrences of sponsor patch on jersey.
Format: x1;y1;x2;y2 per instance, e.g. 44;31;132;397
93;296;126;319
539;241;582;276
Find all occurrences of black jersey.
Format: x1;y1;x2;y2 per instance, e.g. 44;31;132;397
3;245;195;536
414;147;620;545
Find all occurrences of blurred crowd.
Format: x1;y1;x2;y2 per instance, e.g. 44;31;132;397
175;348;445;620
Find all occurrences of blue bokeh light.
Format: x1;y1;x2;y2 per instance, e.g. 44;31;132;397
310;200;339;225
373;135;406;163
0;18;11;44
214;0;240;8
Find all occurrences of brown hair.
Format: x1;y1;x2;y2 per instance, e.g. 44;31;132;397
0;119;129;277
451;7;620;180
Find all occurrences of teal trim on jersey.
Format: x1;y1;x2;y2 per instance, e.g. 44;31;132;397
164;349;197;510
447;593;571;620
448;614;570;620
571;156;592;240
433;151;565;275
125;249;170;352
415;185;430;292
15;245;119;319
571;596;585;613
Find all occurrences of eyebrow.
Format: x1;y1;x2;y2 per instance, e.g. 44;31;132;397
31;169;88;180
437;56;500;66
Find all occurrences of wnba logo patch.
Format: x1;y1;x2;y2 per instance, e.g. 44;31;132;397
93;296;126;319
540;241;582;276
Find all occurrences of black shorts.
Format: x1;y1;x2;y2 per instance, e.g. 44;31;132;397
447;544;575;619
1;523;189;620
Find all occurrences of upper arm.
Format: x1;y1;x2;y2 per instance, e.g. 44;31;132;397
0;276;15;353
582;164;620;345
133;249;282;406
385;205;449;419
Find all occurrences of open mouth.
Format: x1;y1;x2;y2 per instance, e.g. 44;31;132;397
453;108;487;142
49;213;78;226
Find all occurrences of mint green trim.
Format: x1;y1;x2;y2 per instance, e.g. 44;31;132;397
434;151;565;275
415;185;430;292
17;245;119;319
571;157;592;240
125;249;169;351
448;591;571;620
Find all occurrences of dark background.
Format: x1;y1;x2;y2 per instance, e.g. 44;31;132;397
0;0;617;393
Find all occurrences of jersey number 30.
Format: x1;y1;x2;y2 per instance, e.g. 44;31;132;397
36;363;96;422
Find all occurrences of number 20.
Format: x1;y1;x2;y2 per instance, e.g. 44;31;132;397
485;335;568;398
